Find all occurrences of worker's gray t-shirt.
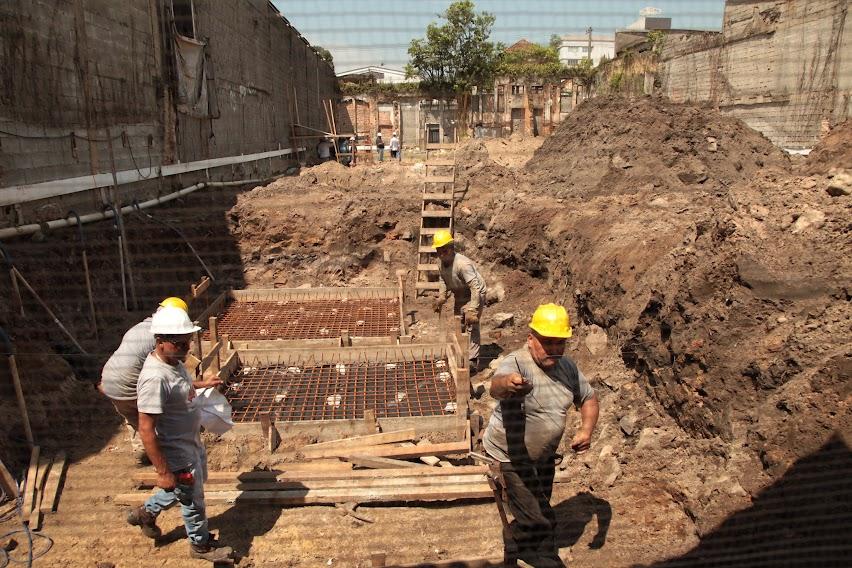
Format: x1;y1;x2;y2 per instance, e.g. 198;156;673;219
483;347;594;463
100;317;155;400
439;253;487;310
136;354;203;472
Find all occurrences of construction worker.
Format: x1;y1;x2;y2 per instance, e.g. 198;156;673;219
127;306;233;562
99;297;220;464
483;303;600;567
431;229;487;370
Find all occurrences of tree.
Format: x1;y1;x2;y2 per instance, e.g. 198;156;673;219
548;34;563;51
497;42;565;81
565;57;597;100
406;1;501;131
314;46;334;69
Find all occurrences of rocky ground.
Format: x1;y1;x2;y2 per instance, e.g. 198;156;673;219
1;95;849;566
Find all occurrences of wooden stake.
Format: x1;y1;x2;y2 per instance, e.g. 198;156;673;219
209;316;220;371
41;451;68;513
8;353;34;447
29;455;51;528
22;446;40;518
0;458;18;500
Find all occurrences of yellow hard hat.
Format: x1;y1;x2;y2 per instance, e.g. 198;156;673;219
529;303;572;339
432;229;454;250
159;296;189;312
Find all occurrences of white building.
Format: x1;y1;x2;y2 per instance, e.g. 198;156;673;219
336;66;414;85
558;35;615;67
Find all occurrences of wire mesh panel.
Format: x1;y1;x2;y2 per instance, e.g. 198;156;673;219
203;298;400;340
225;358;455;423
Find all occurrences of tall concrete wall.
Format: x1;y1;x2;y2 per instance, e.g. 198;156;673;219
659;0;851;149
0;0;335;224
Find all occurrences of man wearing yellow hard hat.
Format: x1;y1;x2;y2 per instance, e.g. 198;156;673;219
483;303;599;567
431;229;488;370
99;297;221;464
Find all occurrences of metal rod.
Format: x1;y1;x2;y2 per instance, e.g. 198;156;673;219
67;210;98;340
0;244;25;317
105;128;138;310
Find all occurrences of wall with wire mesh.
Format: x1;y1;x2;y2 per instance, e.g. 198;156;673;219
0;0;336;217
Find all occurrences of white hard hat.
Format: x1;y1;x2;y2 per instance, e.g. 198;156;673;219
150;306;201;335
392;132;397;136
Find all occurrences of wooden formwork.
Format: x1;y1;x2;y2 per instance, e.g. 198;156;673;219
215;332;470;441
195;284;409;348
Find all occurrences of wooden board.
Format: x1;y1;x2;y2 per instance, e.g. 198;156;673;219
0;458;18;500
22;446;40;516
135;474;488;492
301;429;417;453
40;451;67;513
327;441;469;460
115;483;493;506
28;455;52;528
343;455;431;470
134;465;486;486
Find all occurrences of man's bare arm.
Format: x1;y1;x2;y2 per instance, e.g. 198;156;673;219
138;412;176;490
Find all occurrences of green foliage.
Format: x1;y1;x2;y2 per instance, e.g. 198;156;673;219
647;30;666;55
406;1;501;96
496;42;566;81
338;81;423;97
314;46;334;68
565;57;597;88
549;34;562;51
608;70;623;90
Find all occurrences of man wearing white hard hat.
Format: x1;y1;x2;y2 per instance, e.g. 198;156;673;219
484;303;600;567
99;297;223;463
126;306;233;562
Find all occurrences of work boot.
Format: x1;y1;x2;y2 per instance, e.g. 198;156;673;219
189;534;234;562
126;506;161;539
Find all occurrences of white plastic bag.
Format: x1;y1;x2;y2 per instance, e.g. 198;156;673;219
193;387;234;435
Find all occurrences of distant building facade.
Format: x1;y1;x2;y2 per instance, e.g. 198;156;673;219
337;66;413;85
558;35;615;67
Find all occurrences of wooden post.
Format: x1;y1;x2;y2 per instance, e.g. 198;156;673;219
22;446;40;517
0;458;18;500
208;316;220;370
8;353;34;447
193;328;203;360
370;552;387;567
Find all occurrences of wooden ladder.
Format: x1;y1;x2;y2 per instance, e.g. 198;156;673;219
416;143;456;296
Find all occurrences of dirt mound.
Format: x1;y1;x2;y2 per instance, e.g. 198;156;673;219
526;96;789;197
805;120;852;174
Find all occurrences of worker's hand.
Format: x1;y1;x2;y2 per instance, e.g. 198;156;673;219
156;470;176;491
464;309;480;325
433;296;447;313
193;371;223;390
570;428;593;453
490;373;533;400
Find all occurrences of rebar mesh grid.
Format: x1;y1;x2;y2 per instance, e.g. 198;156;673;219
203;298;400;340
225;358;456;423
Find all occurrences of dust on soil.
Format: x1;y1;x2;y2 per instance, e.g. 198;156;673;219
1;95;850;567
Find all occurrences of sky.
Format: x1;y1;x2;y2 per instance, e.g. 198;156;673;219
272;1;726;73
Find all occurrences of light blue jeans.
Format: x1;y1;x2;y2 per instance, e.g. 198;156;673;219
144;461;208;545
378;147;385;161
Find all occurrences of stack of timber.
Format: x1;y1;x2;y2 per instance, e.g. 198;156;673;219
118;427;490;507
9;447;69;531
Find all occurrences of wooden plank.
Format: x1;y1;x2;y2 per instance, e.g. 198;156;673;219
40;451;67;513
28;455;51;527
135;474;488;491
191;276;211;299
424;176;455;184
0;458;18;500
301;429;417;452
199;340;222;373
334;441;470;460
134;465;487;485
114;483;494;506
424;160;456;166
216;351;239;381
416;264;440;272
343;455;429;470
22;446;40;517
415;282;443;290
421;211;453;218
422;193;454;201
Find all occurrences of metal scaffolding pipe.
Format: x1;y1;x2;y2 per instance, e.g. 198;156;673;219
0;179;265;240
